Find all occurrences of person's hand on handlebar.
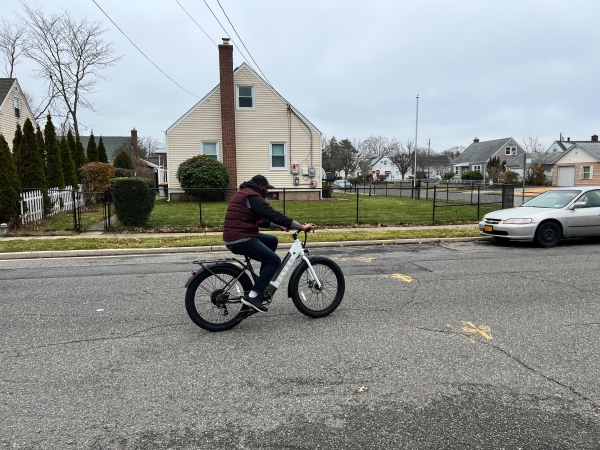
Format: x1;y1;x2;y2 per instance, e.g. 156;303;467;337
299;223;316;232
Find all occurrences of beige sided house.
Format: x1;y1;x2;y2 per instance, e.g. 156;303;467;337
0;78;36;150
166;38;322;200
552;139;600;186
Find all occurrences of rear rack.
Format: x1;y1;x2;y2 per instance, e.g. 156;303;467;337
192;258;243;265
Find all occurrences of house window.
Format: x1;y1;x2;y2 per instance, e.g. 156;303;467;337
14;98;20;118
201;141;219;160
472;165;482;172
237;86;254;109
580;166;593;180
270;142;286;169
505;146;517;155
454;167;459;174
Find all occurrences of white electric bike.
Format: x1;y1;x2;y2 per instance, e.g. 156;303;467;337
185;230;345;332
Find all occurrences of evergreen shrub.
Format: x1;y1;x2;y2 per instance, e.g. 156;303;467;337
461;170;484;181
0;134;20;223
113;150;134;170
176;155;230;201
109;177;156;226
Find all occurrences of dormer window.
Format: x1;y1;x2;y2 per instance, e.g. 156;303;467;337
14;98;20;118
237;85;254;110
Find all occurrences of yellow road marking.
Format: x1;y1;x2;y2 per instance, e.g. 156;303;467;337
392;274;413;282
446;321;493;343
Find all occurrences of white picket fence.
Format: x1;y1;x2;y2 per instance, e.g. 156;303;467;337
19;185;83;224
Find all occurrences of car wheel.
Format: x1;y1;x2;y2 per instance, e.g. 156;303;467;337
534;221;561;248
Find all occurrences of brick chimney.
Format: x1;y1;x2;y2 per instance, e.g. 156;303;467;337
131;128;138;156
473;137;480;143
592;135;598;142
219;38;237;189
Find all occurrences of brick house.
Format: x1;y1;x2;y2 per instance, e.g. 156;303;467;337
552;137;600;186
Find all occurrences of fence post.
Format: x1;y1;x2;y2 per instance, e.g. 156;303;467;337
283;187;286;215
198;191;203;225
446;183;449;203
385;181;388;196
356;190;359;224
432;185;436;222
477;185;481;220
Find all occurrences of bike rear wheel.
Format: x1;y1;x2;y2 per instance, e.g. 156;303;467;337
185;265;253;332
291;256;345;318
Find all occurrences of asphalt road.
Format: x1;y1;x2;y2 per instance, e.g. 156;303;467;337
1;238;599;449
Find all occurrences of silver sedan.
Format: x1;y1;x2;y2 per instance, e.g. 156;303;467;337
479;186;600;247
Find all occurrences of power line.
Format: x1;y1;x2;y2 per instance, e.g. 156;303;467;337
215;0;271;86
174;0;218;46
91;0;200;98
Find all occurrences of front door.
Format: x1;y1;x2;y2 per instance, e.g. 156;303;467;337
566;189;600;236
557;166;575;186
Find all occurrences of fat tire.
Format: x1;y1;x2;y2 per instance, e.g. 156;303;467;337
290;256;345;318
534;221;561;248
185;265;253;332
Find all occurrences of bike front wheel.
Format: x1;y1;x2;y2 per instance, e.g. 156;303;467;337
290;256;345;318
185;265;253;332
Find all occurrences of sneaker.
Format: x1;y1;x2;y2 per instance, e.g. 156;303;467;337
241;294;268;312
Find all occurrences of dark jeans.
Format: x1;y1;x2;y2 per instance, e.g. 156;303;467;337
226;233;281;295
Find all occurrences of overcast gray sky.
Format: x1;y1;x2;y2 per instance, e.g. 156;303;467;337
4;0;600;152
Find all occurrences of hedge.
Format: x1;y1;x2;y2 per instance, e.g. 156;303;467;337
109;177;156;226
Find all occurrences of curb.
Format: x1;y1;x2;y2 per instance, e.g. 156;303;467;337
0;236;491;260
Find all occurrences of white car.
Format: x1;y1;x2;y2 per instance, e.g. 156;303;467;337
479;186;600;247
332;179;352;189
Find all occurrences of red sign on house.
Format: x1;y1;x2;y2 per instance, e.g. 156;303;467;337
376;170;380;175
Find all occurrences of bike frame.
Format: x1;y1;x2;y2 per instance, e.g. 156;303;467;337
191;231;322;300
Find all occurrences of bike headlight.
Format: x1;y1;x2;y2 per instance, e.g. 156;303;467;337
502;218;532;224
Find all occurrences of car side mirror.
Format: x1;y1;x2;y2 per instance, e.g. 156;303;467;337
571;202;587;209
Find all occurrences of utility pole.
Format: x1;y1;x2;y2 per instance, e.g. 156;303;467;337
414;95;419;180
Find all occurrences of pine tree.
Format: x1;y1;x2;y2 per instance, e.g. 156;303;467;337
86;132;98;162
69;130;85;170
19;118;47;190
97;136;109;163
12;123;22;168
60;135;78;188
0;134;20;223
36;125;46;167
113;149;133;170
43;115;65;189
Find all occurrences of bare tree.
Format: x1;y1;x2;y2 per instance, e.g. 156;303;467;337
137;135;164;160
441;146;464;159
21;4;122;138
386;139;413;180
0;18;27;77
521;135;551;185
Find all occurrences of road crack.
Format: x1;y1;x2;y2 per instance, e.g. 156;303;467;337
0;322;189;355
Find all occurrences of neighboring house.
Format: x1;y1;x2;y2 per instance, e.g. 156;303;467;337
166;38;322;200
424;154;453;178
370;155;401;180
506;152;561;184
79;129;139;164
0;78;36;150
149;148;168;184
451;137;526;178
552;141;600;186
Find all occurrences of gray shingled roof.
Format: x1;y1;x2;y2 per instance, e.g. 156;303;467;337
573;143;600;160
452;138;512;164
79;135;132;163
0;78;16;107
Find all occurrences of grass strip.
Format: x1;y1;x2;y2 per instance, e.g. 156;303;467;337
0;228;481;253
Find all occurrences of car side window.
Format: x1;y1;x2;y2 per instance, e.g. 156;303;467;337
579;190;600;207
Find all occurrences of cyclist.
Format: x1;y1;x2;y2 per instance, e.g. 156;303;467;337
223;174;315;312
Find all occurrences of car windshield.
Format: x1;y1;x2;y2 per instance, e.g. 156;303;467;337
521;190;581;208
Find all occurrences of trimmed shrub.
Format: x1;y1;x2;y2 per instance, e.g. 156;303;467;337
443;172;455;180
19;118;47;190
113;150;134;170
176;155;230;201
12;123;22;167
322;182;331;198
109;177;156;226
461;170;483;180
79;162;116;192
60;135;78;188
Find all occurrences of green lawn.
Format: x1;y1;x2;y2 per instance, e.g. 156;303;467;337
143;193;501;230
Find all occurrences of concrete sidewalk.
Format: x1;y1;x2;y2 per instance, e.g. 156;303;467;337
0;224;488;260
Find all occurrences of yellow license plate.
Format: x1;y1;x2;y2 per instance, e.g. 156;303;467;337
484;225;493;232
